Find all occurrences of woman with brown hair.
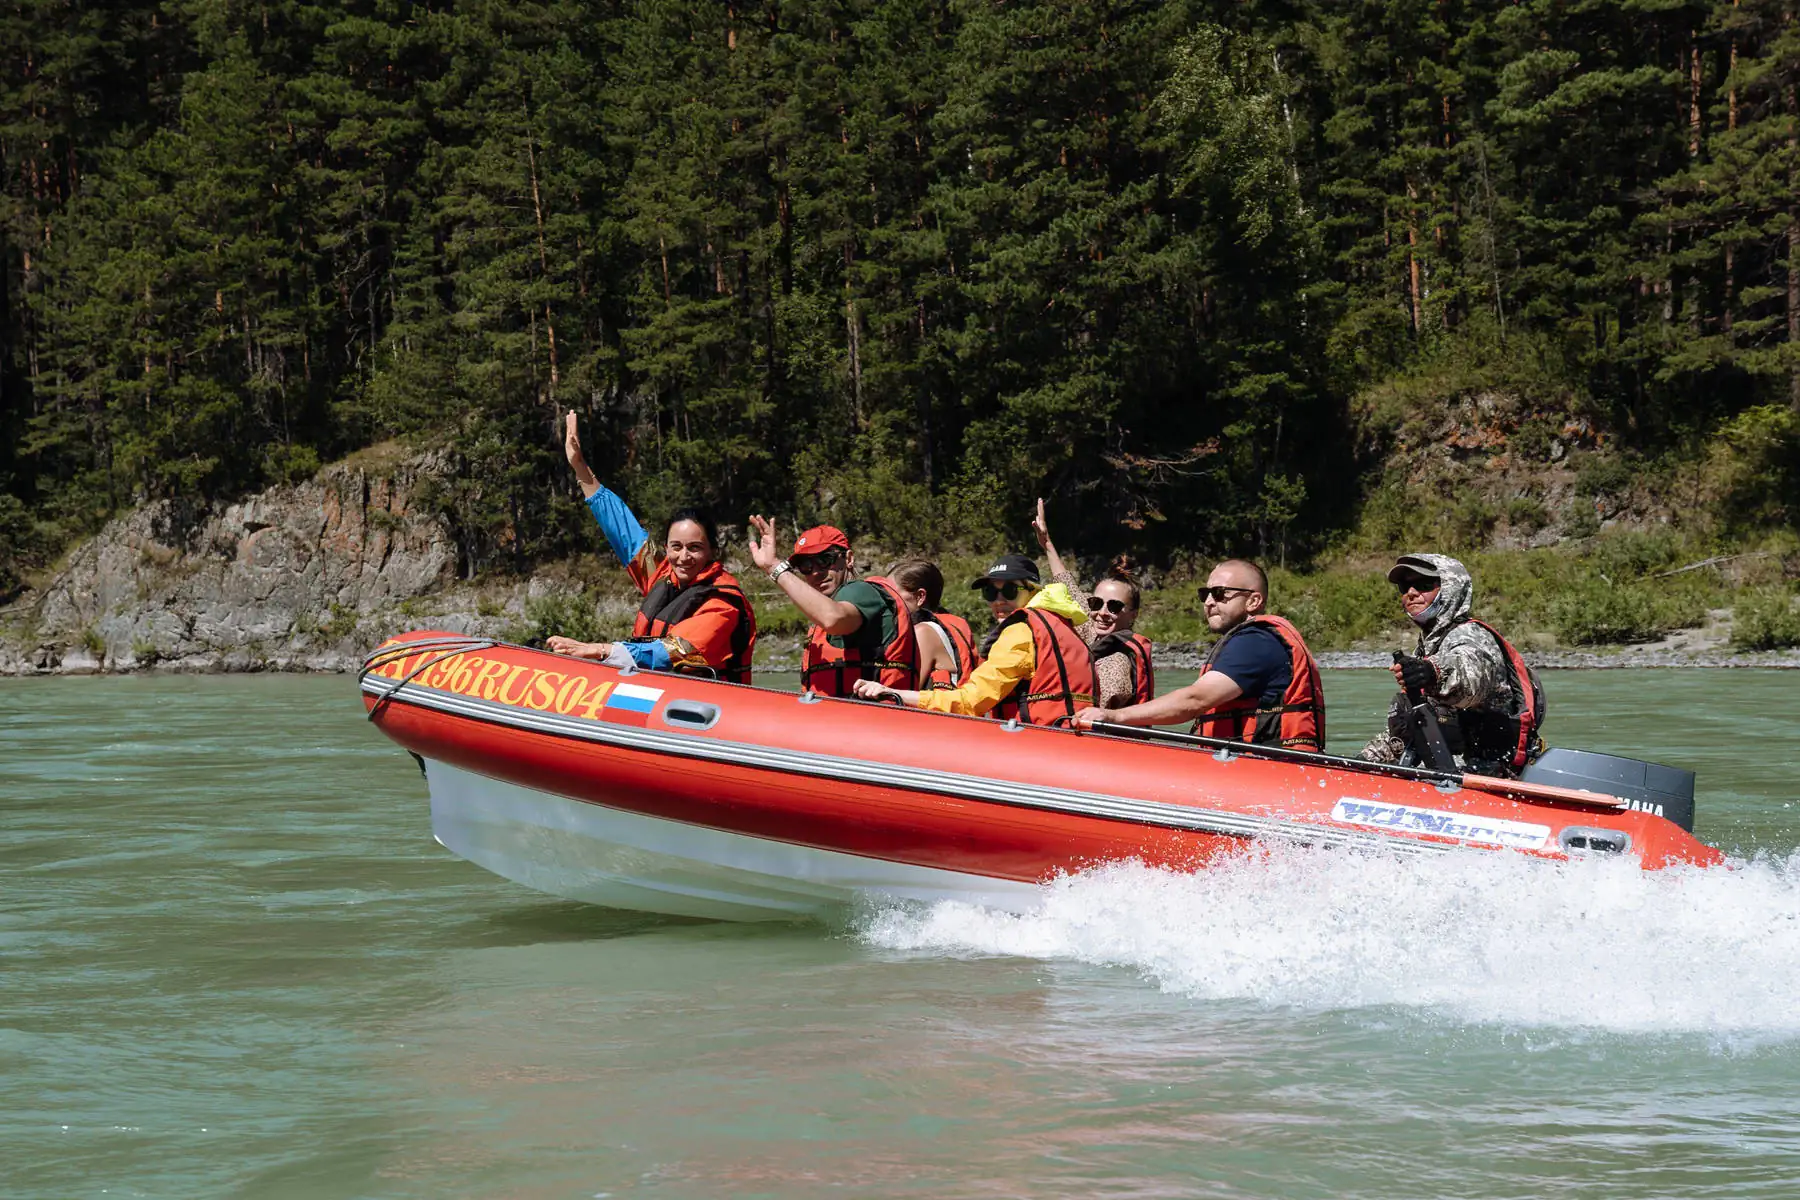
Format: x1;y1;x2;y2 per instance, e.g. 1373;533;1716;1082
1031;498;1154;708
890;559;980;689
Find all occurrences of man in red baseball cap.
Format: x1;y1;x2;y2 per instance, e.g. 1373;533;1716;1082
747;515;920;696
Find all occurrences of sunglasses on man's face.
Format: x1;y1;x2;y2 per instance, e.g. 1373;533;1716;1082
1393;574;1438;595
1199;585;1254;603
980;581;1033;602
792;552;842;576
1085;596;1130;615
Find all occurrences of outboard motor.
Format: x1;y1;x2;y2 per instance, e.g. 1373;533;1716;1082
1520;748;1696;832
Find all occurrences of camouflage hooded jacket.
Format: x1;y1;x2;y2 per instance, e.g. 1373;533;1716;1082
1358;554;1515;769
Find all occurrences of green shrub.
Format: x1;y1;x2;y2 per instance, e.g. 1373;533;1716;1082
1574;453;1634;498
1268;568;1400;650
79;626;106;658
506;593;604;646
1504;495;1548;535
1352;477;1416;551
322;602;360;640
1548;582;1672;645
1443;495;1498;550
1587;528;1687;579
1511;415;1559;463
1561;504;1600;539
1136;604;1207;645
262;442;322;485
1709;405;1800;534
1730;587;1800;650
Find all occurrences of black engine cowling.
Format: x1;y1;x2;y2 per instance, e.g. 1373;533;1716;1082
1520;747;1696;832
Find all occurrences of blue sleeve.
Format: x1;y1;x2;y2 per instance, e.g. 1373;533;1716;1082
620;639;673;671
1208;626;1292;704
584;485;649;566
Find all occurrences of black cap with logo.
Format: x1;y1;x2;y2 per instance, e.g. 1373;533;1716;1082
969;554;1041;589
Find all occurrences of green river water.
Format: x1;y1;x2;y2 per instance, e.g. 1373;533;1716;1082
6;669;1800;1199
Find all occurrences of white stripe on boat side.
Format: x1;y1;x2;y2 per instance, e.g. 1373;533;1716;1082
360;676;1463;857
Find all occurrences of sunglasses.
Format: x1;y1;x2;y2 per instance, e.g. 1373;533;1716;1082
1393;575;1438;594
1199;585;1255;603
1085;596;1130;615
791;552;843;575
980;581;1035;602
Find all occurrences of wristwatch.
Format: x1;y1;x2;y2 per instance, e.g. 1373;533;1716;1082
767;558;794;583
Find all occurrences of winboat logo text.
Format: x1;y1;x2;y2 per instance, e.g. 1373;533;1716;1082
1330;799;1551;850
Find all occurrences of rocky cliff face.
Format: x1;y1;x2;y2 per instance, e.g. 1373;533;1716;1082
0;454;476;674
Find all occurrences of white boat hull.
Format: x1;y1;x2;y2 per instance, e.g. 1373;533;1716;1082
424;759;1045;921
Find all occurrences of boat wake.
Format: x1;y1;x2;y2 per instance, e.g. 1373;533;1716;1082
858;845;1800;1035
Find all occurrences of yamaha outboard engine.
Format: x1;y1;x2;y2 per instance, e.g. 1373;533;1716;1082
1520;748;1697;832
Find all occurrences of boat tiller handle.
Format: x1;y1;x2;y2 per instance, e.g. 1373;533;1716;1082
1395;651;1456;772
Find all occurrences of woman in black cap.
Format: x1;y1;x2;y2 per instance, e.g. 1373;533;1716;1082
968;553;1041;657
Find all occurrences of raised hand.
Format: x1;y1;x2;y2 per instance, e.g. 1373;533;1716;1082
747;514;781;572
564;411;599;495
1031;496;1051;550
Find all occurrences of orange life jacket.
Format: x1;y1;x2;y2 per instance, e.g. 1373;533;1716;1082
1093;629;1155;707
920;610;979;689
1193;614;1325;752
994;609;1096;726
633;561;757;684
1453;617;1546;771
801;575;919;696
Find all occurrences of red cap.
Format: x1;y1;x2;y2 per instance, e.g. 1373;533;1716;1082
791;525;851;556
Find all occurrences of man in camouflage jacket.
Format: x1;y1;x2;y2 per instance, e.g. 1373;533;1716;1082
1359;553;1528;776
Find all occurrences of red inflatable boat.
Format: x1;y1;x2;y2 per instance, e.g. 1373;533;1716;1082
360;632;1722;920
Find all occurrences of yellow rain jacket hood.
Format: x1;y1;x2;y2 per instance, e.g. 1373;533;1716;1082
1026;582;1087;626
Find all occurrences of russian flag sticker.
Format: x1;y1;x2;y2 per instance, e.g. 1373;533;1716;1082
603;682;664;726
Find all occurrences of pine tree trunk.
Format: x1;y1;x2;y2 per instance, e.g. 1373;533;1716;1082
1789;7;1800;409
1406;181;1423;334
1726;4;1738;339
524;119;559;393
844;242;862;426
1688;33;1702;334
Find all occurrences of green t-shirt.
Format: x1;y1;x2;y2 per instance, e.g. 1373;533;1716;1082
826;580;900;652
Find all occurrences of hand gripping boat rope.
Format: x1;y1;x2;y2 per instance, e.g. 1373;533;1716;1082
360;636;499;723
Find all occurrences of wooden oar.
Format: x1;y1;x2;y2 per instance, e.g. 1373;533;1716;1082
1458;773;1628;809
1072;717;1629;809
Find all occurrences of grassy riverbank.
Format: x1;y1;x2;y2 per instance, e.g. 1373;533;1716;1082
496;528;1800;659
1158;533;1800;654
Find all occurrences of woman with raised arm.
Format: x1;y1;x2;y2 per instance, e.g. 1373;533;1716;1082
546;412;757;681
1031;497;1154;708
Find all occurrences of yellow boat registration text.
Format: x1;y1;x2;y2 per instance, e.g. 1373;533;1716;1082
369;650;617;720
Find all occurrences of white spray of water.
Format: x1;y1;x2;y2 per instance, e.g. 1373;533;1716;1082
859;846;1800;1034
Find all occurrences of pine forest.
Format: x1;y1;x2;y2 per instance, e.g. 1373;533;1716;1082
5;0;1800;600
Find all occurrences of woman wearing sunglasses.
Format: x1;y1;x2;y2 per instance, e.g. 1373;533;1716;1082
547;412;758;680
966;553;1043;658
851;574;1095;726
1031;498;1154;708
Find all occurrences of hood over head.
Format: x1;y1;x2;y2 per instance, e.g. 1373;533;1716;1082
1394;552;1472;636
